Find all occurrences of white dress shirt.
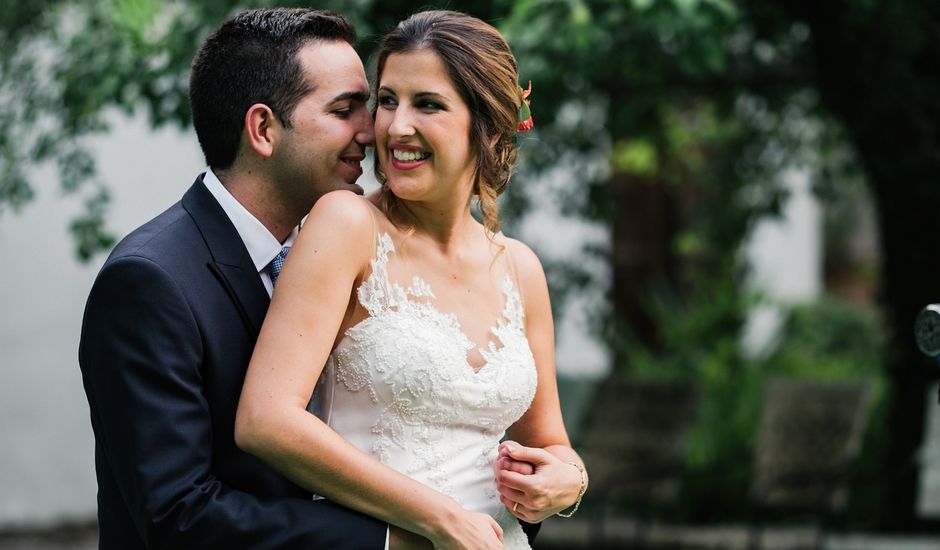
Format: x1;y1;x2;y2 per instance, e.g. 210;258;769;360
202;169;297;297
201;169;389;549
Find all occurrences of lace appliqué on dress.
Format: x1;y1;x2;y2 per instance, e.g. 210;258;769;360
331;233;537;548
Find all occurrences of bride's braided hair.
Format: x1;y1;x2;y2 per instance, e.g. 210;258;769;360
373;10;521;239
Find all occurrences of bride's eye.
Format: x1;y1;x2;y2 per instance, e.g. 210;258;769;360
377;94;397;108
417;100;444;111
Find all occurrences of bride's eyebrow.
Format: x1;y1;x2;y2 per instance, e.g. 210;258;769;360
414;91;447;101
377;86;449;101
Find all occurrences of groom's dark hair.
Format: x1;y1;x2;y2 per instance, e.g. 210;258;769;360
190;8;356;169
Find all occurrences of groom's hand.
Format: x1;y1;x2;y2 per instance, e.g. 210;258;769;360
388;526;433;550
494;443;536;477
495;440;583;523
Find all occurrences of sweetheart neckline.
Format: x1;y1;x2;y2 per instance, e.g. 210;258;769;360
338;274;520;375
337;232;523;375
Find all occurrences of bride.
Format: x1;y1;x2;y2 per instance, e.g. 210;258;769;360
236;10;587;549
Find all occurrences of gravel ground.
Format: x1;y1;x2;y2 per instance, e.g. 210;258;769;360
0;522;96;550
3;519;940;549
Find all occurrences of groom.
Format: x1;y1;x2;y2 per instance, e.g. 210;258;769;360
78;8;403;548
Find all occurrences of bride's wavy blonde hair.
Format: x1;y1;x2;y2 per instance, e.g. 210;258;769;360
372;10;522;240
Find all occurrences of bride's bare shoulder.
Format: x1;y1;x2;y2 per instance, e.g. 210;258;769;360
307;190;375;227
503;237;550;305
504;238;545;280
296;191;377;258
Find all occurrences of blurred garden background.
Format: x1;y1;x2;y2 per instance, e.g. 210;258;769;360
2;0;940;547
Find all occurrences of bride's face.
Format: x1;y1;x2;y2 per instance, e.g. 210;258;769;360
375;49;475;204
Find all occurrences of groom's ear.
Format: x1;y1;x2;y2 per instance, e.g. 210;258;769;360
244;103;280;158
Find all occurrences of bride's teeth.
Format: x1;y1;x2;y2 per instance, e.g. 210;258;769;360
392;149;427;162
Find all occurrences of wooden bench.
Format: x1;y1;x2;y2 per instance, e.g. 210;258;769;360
575;376;700;545
748;377;874;549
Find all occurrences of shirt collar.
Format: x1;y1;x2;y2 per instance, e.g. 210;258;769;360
202;168;298;273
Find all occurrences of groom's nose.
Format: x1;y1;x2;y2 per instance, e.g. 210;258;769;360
355;110;375;147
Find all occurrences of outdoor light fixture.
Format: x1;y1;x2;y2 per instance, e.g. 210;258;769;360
915;304;940;403
916;305;940;361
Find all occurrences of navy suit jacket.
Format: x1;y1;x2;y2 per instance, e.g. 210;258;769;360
79;177;387;548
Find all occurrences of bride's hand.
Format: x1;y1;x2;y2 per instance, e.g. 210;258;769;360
495;440;584;523
430;508;504;550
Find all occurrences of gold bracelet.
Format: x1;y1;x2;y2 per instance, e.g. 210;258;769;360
556;462;587;518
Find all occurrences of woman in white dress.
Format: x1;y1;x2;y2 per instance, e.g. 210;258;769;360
236;10;587;549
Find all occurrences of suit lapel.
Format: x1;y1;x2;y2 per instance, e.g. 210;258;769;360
182;175;270;338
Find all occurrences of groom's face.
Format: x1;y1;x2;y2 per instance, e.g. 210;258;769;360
272;40;374;211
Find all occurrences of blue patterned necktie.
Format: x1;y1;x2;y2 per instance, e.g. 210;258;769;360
268;246;291;287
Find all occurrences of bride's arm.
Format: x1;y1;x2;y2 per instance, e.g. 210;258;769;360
497;239;588;524
235;191;501;549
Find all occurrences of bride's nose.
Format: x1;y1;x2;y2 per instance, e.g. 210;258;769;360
387;106;417;139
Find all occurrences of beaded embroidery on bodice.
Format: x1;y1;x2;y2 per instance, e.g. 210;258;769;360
328;232;537;549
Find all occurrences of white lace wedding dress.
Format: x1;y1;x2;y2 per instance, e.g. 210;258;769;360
322;232;538;549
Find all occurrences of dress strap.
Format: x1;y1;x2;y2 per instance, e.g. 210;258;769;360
355;201;392;316
356;232;395;316
364;199;381;258
500;235;526;318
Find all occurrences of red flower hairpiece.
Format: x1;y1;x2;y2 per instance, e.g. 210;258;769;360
517;81;533;132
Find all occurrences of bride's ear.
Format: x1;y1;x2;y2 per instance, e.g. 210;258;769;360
244;103;280;158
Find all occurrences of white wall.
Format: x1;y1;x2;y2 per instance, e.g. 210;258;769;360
517;172;611;379
740;166;823;357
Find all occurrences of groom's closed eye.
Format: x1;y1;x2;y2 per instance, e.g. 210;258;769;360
328;91;370;117
333;104;354;118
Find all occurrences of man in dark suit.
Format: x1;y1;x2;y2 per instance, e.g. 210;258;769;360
78;8;403;548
